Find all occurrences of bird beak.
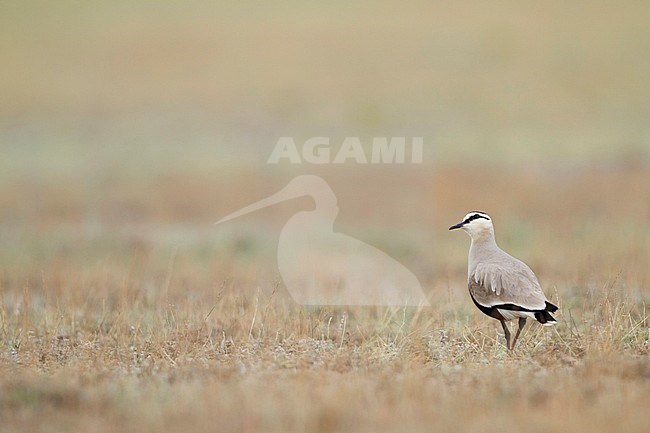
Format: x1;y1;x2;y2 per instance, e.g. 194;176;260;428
448;222;464;230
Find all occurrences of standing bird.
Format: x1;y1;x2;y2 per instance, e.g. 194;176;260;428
449;211;558;350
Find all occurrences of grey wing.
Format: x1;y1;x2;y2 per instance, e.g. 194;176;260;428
470;259;547;310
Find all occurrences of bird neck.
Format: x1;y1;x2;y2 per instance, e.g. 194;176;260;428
471;227;496;244
468;233;499;276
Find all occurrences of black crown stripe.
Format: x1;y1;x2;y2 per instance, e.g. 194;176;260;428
463;213;490;224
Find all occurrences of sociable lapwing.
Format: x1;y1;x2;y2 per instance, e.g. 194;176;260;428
449;211;558;350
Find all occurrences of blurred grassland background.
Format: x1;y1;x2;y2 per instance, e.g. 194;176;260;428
1;1;649;433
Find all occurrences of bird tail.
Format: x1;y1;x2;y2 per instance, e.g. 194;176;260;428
534;301;558;326
545;301;558;313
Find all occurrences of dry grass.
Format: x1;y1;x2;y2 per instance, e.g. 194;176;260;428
1;162;648;433
0;273;648;433
0;266;648;433
2;2;650;432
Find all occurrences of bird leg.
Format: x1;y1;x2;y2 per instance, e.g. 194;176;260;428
499;320;511;350
511;318;527;350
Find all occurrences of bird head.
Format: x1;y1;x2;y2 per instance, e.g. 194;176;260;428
449;211;493;240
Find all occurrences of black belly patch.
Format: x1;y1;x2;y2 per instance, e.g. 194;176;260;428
468;292;558;324
469;292;505;320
